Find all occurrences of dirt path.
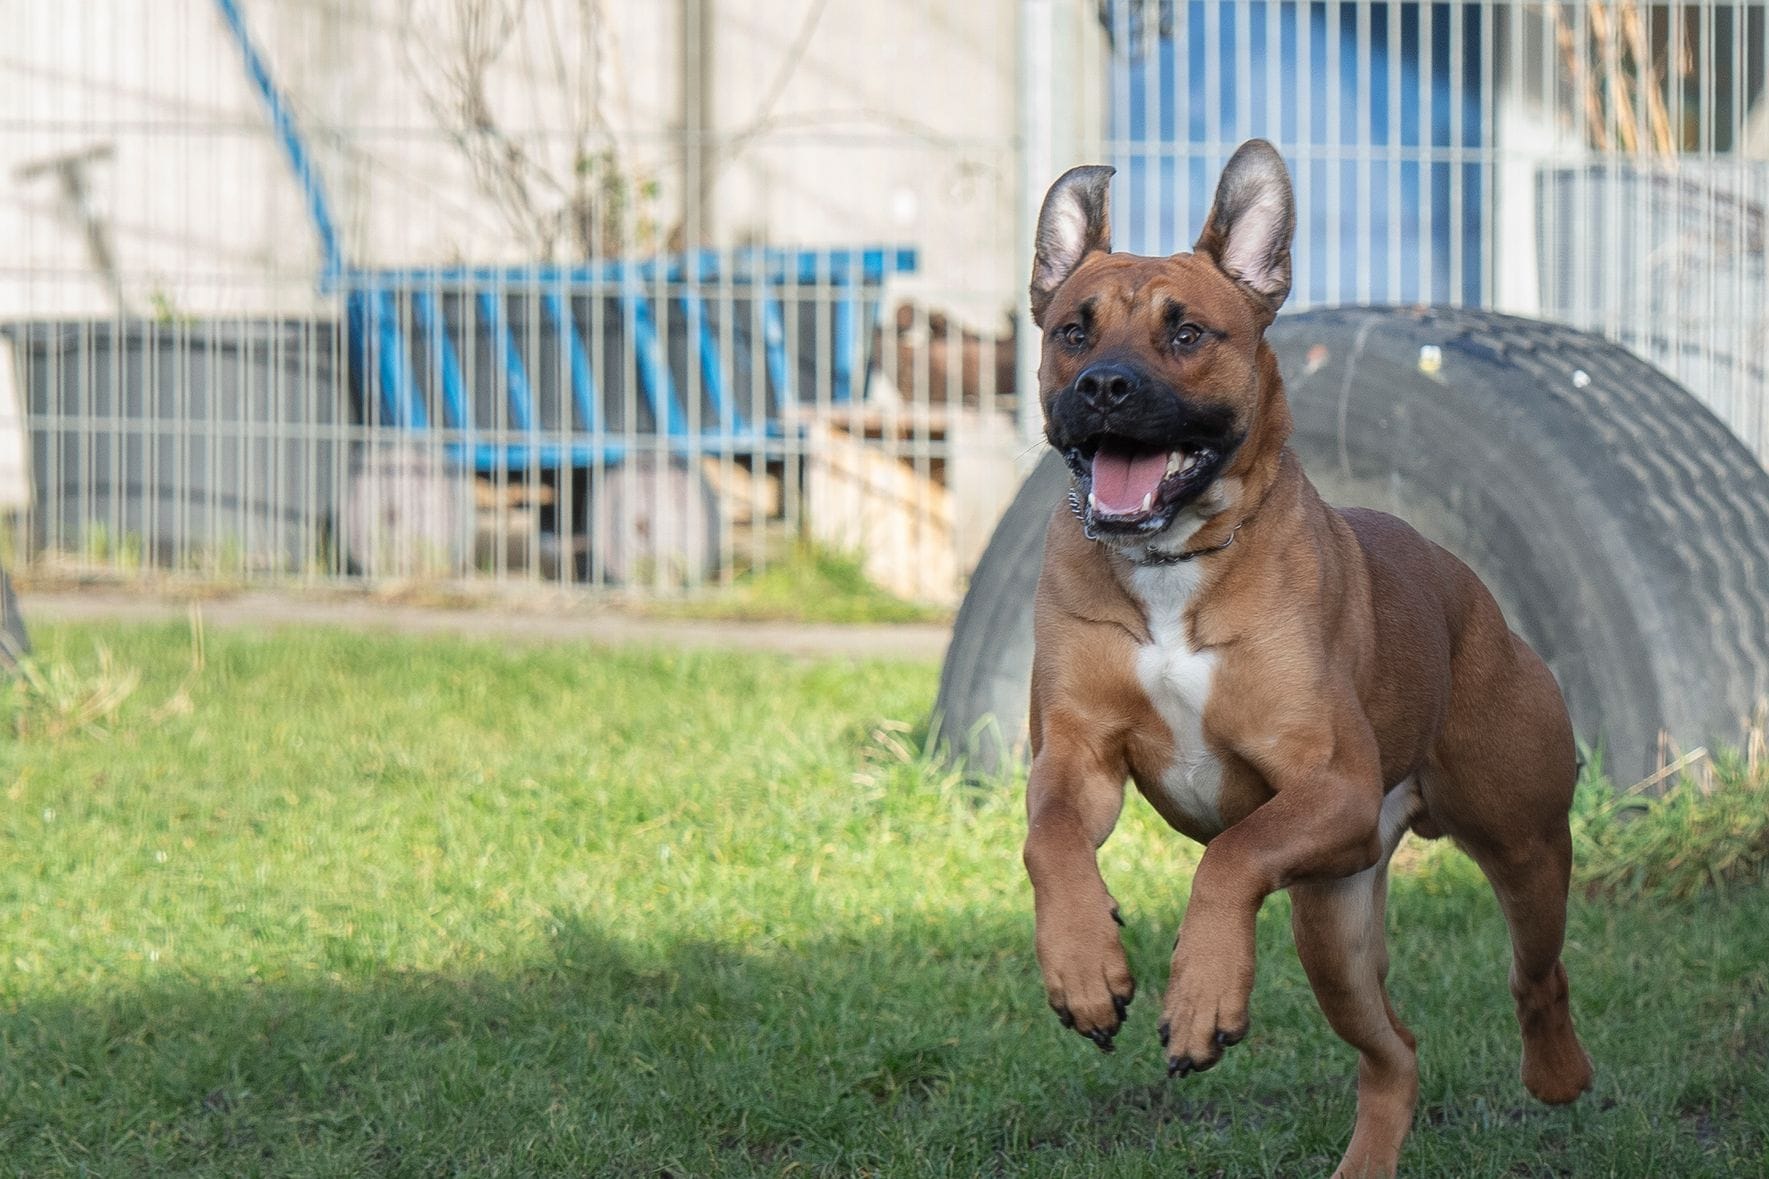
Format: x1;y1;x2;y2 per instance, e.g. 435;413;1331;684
19;589;954;662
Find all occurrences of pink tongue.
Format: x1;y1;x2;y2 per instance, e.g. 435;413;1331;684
1090;449;1167;515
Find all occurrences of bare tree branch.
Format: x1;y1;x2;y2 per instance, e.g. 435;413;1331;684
398;0;649;259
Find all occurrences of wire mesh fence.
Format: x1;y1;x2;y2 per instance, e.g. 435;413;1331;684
1096;0;1769;464
1;0;1025;601
3;1;1768;602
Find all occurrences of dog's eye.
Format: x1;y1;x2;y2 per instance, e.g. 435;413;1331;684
1172;323;1206;351
1058;323;1088;350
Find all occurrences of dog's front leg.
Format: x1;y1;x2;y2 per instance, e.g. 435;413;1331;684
1159;729;1385;1076
1023;734;1135;1051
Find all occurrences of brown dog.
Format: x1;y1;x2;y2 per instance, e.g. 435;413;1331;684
1021;140;1594;1177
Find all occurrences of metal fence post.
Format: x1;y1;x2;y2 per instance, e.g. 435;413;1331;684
1016;0;1057;456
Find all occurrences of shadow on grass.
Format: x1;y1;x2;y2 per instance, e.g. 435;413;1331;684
3;881;1767;1176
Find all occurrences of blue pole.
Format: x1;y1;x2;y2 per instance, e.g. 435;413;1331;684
212;0;345;288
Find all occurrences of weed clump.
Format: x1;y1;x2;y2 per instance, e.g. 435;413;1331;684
1572;717;1769;901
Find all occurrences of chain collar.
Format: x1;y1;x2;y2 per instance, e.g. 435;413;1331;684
1067;484;1247;566
1129;519;1246;565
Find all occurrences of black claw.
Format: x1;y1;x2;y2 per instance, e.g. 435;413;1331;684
1168;1055;1193;1078
1055;1006;1075;1029
1089;1029;1115;1053
1215;1024;1248;1048
1112;994;1129;1022
1110;907;1125;927
1157;1020;1170;1048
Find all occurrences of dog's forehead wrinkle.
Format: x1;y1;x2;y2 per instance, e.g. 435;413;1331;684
1144;263;1250;326
1064;255;1232;319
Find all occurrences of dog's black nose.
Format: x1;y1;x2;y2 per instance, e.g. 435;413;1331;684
1075;362;1139;408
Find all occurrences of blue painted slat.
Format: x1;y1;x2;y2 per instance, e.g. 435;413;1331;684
449;440;676;471
341;245;916;292
760;295;793;425
343;293;377;422
678;290;743;438
476;291;534;432
411;289;468;430
373;288;426;428
622;280;683;438
833;293;857;403
541;289;602;435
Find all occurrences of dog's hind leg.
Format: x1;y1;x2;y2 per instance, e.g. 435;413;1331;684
1422;615;1594;1106
1458;816;1594;1105
1291;858;1418;1179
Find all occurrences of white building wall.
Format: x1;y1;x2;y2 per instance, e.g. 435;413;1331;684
0;0;1046;327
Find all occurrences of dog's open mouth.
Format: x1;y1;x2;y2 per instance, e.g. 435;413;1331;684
1066;438;1224;535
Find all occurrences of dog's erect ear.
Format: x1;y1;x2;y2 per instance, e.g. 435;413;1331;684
1193;139;1295;315
1030;164;1115;327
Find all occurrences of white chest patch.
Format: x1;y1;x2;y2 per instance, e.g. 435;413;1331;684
1128;561;1226;833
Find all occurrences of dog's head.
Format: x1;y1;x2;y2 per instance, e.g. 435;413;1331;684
1030;139;1295;544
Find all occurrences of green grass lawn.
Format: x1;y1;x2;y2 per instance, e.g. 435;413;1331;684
1;622;1766;1177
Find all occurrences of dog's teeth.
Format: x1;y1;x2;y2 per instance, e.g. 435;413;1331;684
1181;453;1199;472
1087;491;1098;510
1165;451;1183;477
1140;492;1153;512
